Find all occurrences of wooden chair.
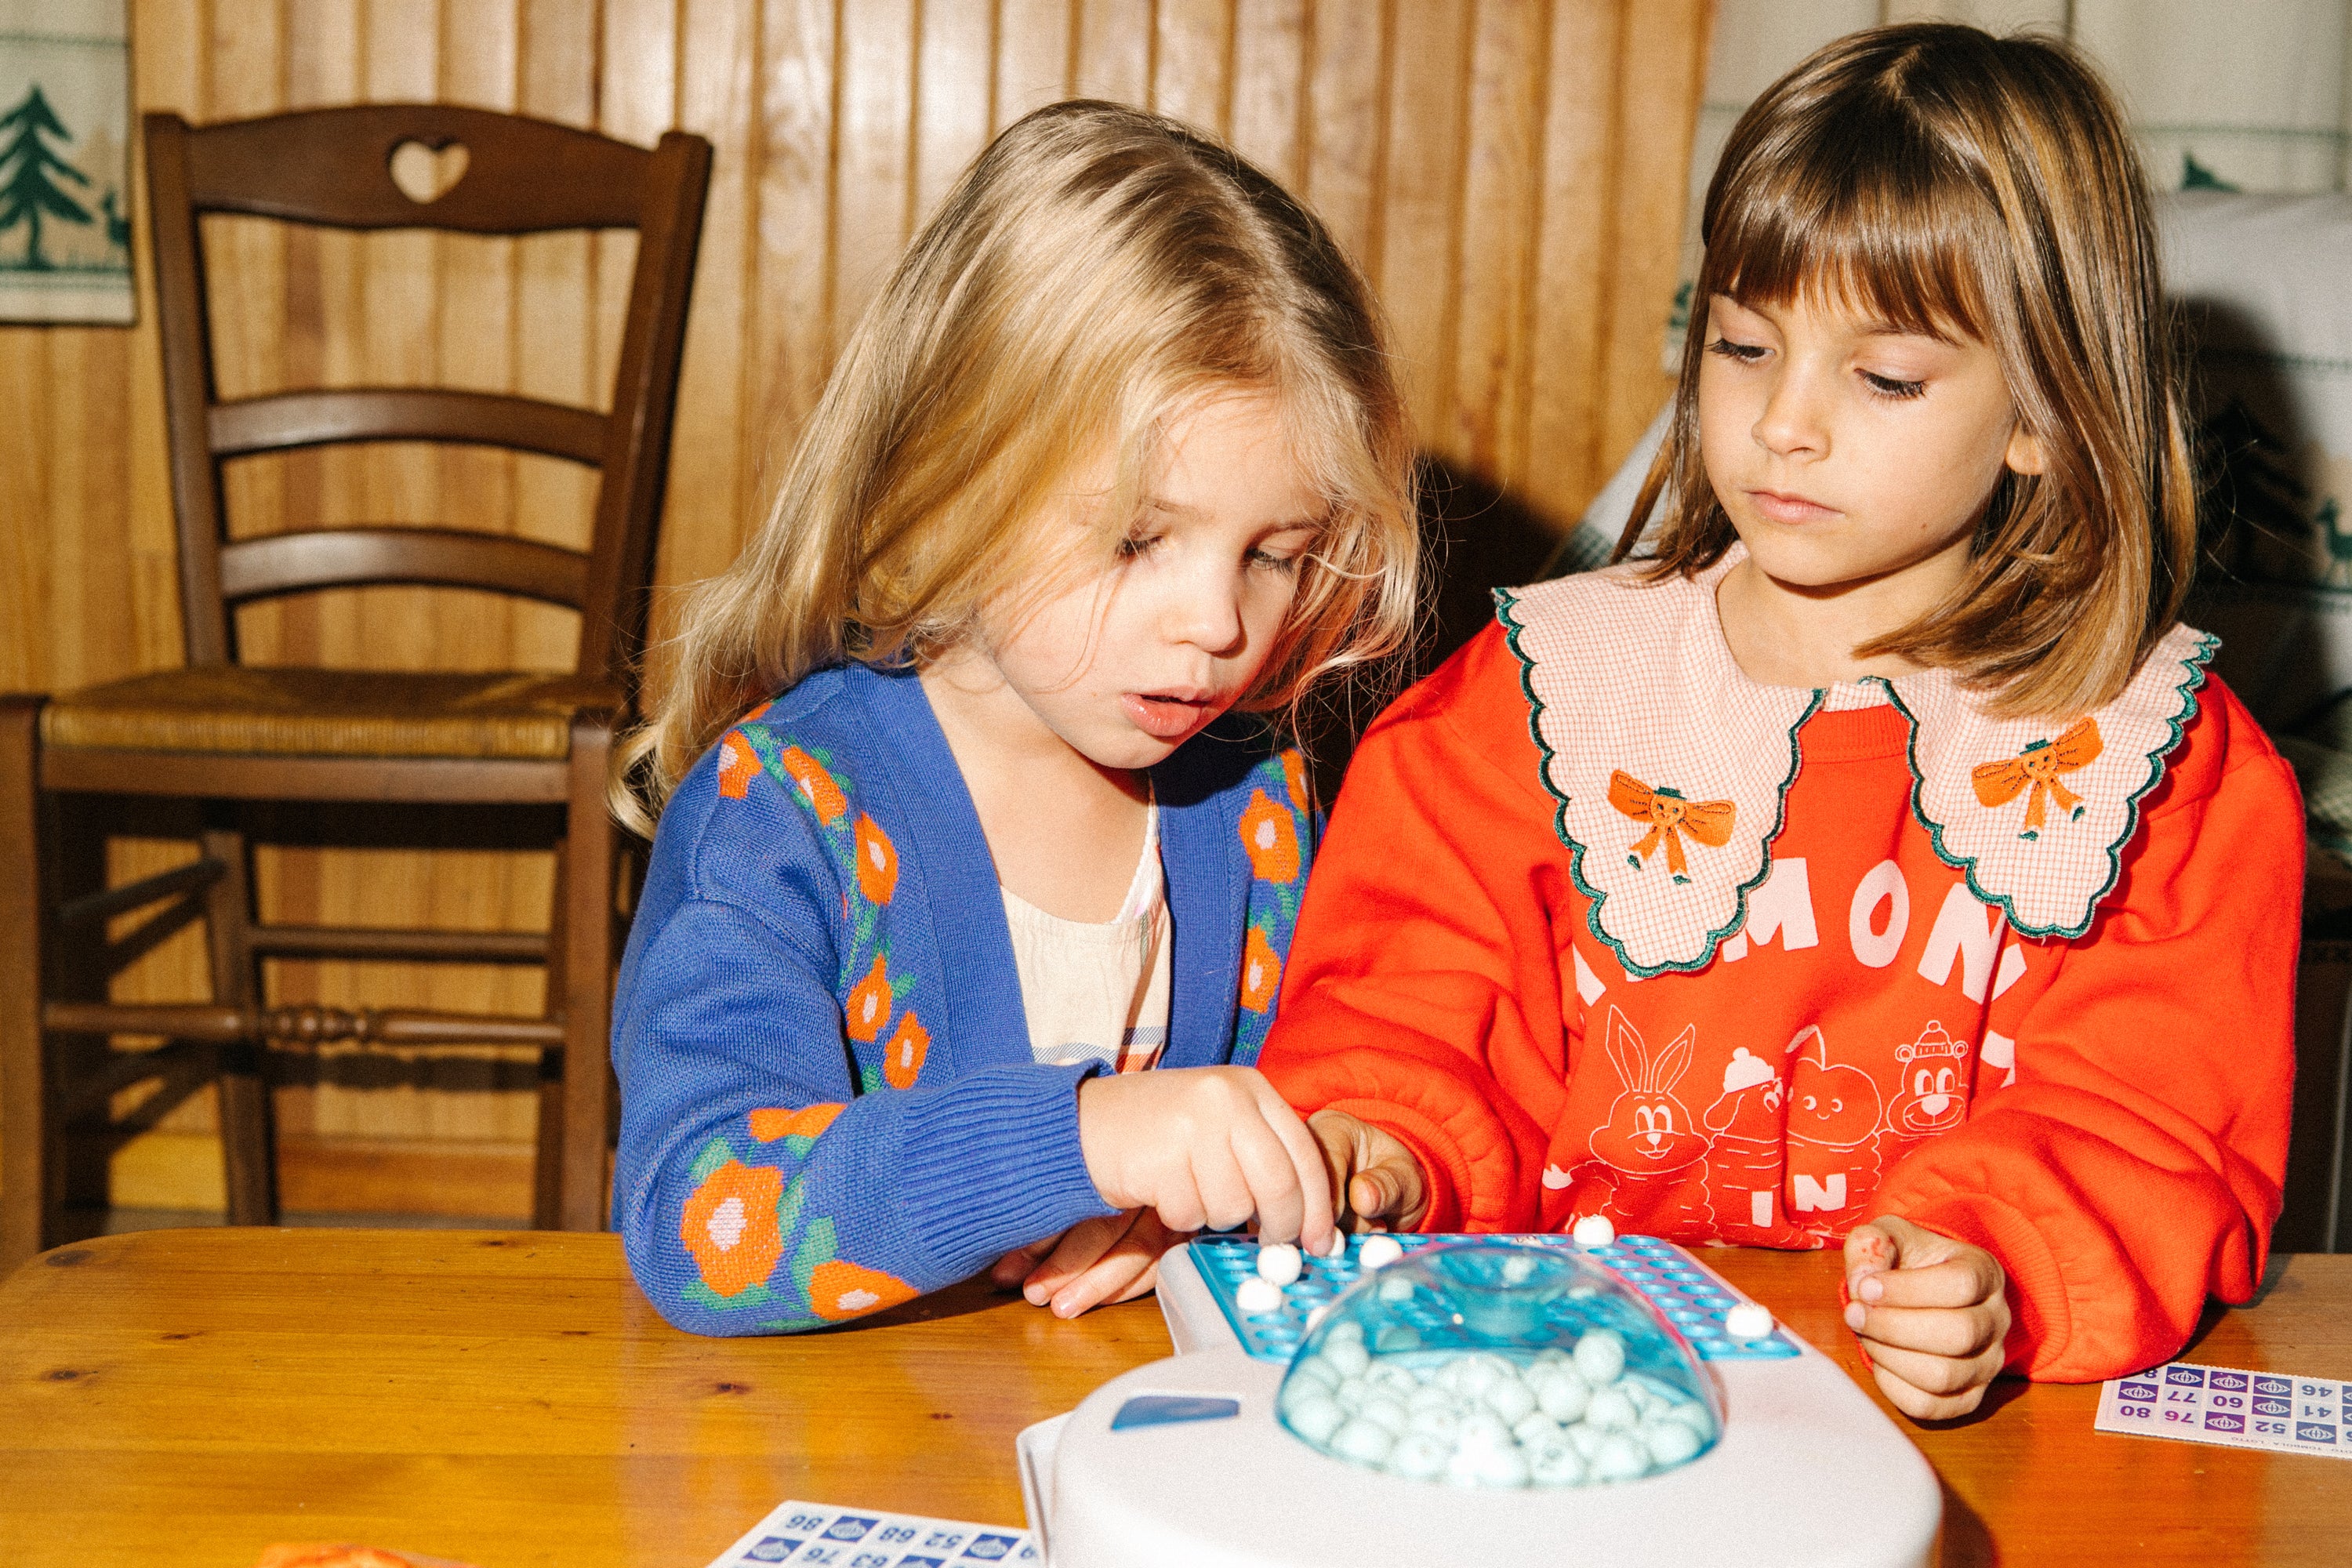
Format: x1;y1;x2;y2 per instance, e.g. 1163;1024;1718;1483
0;105;710;1265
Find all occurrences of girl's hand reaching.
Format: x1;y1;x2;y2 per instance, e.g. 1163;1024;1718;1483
1308;1109;1428;1232
992;1208;1185;1317
1841;1215;2013;1421
1076;1067;1337;1250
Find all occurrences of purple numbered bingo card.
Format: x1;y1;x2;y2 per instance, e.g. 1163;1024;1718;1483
703;1499;1041;1567
2096;1359;2349;1460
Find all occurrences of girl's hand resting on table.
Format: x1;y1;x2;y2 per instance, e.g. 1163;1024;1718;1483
1308;1109;1428;1232
991;1208;1185;1317
1076;1065;1337;1248
1842;1215;2013;1421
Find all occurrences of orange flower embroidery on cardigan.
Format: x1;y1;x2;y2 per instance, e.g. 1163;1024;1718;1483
854;814;899;905
1607;771;1735;885
882;1010;930;1089
716;730;760;799
681;1160;784;1298
748;1102;844;1142
777;745;848;824
742;700;772;723
1971;717;2103;840
1240;789;1301;884
1240;925;1283;1012
844;953;892;1042
1281;748;1311;815
807;1258;920;1321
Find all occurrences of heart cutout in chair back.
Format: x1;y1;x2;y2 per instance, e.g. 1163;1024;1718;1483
388;139;469;204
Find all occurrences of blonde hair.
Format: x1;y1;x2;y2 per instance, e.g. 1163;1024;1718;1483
1627;23;2195;720
617;100;1417;832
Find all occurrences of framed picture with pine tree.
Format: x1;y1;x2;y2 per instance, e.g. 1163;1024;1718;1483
0;0;131;324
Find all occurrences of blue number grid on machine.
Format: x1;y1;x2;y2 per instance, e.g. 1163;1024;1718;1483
2094;1360;2349;1459
1186;1232;1800;1363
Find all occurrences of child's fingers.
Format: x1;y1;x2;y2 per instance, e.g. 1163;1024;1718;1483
991;1232;1061;1289
1842;1221;1897;1279
1250;1082;1337;1249
1308;1111;1367;1223
1348;1166;1408;1225
1841;1299;2005;1360
1048;1212;1180;1317
1854;1338;2002;1420
1020;1210;1136;1305
1851;1250;2002;1311
1223;1114;1307;1240
1051;1247;1163;1316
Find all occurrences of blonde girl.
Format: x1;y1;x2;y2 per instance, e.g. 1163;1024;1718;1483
614;101;1417;1335
1263;24;2299;1419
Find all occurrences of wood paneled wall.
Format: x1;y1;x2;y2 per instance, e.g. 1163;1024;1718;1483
0;0;1711;1217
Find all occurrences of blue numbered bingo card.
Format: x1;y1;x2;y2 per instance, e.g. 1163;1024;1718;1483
704;1499;1040;1567
2094;1359;2350;1461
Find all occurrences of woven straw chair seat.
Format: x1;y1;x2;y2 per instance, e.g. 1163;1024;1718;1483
39;667;620;760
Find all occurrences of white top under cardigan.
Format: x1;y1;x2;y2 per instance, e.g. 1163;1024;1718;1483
1001;795;1173;1073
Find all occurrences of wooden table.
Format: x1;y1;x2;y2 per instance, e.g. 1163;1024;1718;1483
0;1230;2346;1568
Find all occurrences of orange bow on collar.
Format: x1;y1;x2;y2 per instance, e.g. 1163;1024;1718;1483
1970;717;2103;838
1608;771;1736;883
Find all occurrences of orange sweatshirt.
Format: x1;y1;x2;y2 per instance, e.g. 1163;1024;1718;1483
1260;561;2302;1383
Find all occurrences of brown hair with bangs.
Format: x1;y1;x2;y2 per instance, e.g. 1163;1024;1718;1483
1624;23;2195;720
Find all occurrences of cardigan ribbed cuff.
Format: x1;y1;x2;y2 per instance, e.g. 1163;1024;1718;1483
895;1062;1120;1279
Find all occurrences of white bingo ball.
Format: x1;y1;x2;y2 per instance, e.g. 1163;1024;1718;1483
1456;1410;1512;1452
1305;1302;1333;1331
1377;1274;1416;1303
1654;1399;1714;1436
1642;1418;1704;1468
1527;1439;1588;1489
1408;1405;1463;1442
1573;1327;1627;1386
1332;1417;1398;1466
1571;1214;1617;1247
1318;1228;1348;1259
1285;1393;1345;1444
1332;1377;1370;1412
1445;1447;1493;1488
1537;1371;1592;1423
1235;1276;1284;1314
1289;1354;1338;1391
1358;1233;1406;1271
1584;1388;1640;1432
1475;1444;1532;1488
1482;1377;1537;1425
1256;1242;1303;1287
1388;1431;1451;1481
1512;1412;1563;1446
1357;1396;1411;1436
1325;1337;1371;1377
1455;1354;1511;1397
1589;1433;1650;1483
1724;1301;1774;1340
1406;1381;1457;1414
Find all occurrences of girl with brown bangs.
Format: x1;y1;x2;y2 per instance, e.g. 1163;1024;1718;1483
608;102;1419;1337
1261;23;2301;1421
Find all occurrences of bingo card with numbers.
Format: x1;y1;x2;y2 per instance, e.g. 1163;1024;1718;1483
704;1499;1039;1567
2094;1359;2349;1459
